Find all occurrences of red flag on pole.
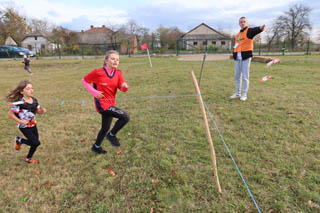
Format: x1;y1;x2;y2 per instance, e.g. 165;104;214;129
140;43;148;50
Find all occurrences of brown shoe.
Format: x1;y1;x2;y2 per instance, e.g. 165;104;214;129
15;136;22;150
23;157;40;164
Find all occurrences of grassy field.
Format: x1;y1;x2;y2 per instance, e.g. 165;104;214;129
0;55;319;212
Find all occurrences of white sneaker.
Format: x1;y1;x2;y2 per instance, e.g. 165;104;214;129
240;96;247;101
229;93;240;99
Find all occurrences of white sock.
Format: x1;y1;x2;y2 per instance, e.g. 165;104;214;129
94;144;100;149
109;132;115;137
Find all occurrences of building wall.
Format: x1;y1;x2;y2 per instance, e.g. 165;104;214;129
187;25;222;37
21;36;57;53
185;39;231;50
181;24;232;51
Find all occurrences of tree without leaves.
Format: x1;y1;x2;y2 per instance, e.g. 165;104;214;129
276;4;312;50
266;19;286;51
29;18;54;32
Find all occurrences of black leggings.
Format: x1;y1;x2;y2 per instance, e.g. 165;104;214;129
19;126;41;159
95;106;130;146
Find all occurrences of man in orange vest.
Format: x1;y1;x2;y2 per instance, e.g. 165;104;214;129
230;17;265;101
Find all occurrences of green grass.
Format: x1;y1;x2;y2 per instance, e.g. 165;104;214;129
0;55;319;212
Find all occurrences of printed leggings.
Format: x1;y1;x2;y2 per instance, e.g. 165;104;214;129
95;106;130;146
19;126;41;159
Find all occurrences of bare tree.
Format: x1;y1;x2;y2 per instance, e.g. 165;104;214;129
29;18;54;32
276;4;312;50
265;19;286;51
105;24;126;50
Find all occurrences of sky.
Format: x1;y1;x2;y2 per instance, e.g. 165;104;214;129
1;0;319;41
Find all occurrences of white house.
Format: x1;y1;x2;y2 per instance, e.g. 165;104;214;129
181;23;231;51
21;31;57;54
5;36;18;46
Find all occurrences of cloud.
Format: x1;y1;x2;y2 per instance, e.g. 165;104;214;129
1;0;318;40
3;0;129;30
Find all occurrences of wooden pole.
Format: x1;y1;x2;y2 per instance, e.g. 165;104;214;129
189;70;222;193
198;52;207;87
146;48;152;68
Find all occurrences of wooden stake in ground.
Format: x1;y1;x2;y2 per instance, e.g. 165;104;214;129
189;70;222;193
198;52;207;87
146;48;153;68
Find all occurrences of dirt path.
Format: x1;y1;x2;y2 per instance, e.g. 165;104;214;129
178;54;231;61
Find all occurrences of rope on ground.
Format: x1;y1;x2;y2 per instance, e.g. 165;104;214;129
3;94;200;107
203;101;261;213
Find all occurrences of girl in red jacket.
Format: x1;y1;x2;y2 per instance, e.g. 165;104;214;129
82;50;130;154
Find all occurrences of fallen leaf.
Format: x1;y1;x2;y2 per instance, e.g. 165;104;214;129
45;184;52;188
47;158;52;162
29;178;33;182
34;170;41;175
127;132;131;136
55;194;60;199
150;207;156;213
171;170;177;176
152;179;158;184
108;169;116;176
80;138;86;142
287;111;294;115
116;150;121;155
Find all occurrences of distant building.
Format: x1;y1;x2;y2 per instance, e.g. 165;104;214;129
181;23;231;51
5;36;18;46
21;31;57;53
78;25;138;54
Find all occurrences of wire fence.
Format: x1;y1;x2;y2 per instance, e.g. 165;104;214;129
176;38;320;56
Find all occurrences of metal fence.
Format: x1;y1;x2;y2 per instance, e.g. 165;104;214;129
176;38;320;56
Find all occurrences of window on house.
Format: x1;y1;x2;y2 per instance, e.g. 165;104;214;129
28;45;32;50
193;41;198;46
35;36;37;40
203;41;207;45
221;41;226;45
212;41;216;45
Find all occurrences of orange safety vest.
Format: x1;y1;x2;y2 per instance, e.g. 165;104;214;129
233;27;253;53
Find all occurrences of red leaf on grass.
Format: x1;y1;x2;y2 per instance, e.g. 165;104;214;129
171;170;177;176
108;169;116;176
45;184;52;188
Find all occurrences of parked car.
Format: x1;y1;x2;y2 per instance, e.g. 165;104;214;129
0;45;35;58
17;47;36;57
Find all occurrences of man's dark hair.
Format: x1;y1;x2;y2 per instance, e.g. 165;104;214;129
239;17;246;20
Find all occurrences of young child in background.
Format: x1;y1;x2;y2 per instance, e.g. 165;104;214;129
22;55;33;75
82;50;130;154
7;80;46;163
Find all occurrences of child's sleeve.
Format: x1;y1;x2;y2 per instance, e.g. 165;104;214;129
118;72;128;92
35;100;41;113
84;69;97;84
10;105;20;113
82;78;100;98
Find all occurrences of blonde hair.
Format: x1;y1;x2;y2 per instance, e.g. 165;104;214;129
6;80;32;102
103;50;119;66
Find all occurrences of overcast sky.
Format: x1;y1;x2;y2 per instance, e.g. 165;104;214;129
1;0;319;40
